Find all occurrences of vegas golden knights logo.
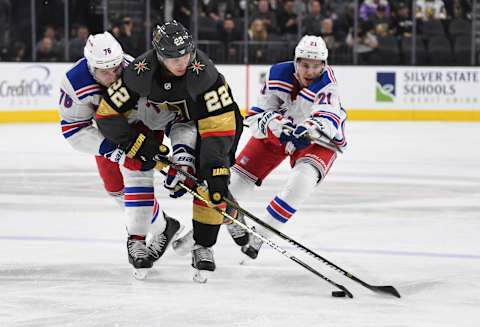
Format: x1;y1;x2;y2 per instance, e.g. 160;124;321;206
149;99;190;119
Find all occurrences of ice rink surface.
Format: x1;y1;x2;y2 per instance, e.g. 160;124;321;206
1;122;479;327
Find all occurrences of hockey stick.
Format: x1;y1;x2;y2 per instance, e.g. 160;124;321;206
222;199;401;298
242;123;343;153
157;158;400;298
158;169;354;298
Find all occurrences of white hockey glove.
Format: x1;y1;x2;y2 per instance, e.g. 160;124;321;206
105;147;127;165
163;145;196;198
249;111;291;139
164;165;196;198
304;116;336;142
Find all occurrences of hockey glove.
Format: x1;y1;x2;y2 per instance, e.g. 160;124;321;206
101;141;152;171
278;121;297;144
205;167;230;205
164;166;196;198
126;133;170;163
283;125;311;155
164;143;196;198
251;111;290;139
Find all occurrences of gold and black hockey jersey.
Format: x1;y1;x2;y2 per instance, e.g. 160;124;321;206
95;49;243;179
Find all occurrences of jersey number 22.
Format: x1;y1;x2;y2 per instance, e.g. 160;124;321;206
204;85;233;112
107;79;131;108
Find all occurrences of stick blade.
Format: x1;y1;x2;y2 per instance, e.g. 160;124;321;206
372;285;401;298
336;284;354;298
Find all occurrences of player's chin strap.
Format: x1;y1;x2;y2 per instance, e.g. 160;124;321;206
156;167;353;298
155;156;400;298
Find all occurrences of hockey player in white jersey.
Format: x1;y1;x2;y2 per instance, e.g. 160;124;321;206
59;31;139;204
58;31;181;278
229;35;347;259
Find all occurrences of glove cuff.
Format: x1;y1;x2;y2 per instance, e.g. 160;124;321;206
126;133;146;159
208;167;230;205
172;148;196;171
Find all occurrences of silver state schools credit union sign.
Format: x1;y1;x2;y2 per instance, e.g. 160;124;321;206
376;68;480;107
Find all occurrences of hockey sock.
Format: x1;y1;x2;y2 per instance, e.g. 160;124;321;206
124;186;158;235
149;199;167;234
259;162;320;235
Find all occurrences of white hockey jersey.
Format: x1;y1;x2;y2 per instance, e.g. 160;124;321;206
58;55;134;155
246;61;347;150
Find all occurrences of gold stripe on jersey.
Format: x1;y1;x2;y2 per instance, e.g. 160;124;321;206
192;204;224;225
96;99;121;117
192;187;226;225
197;111;236;138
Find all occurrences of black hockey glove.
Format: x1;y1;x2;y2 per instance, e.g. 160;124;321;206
205;167;230;205
126;133;170;163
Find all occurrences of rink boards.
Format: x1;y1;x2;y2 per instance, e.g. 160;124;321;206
0;62;479;123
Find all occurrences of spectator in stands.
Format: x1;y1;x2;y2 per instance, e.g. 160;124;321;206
372;4;391;37
0;0;11;58
36;24;62;59
199;0;221;21
416;0;447;20
111;22;121;39
329;0;350;17
390;2;413;38
359;0;391;21
277;0;298;37
36;36;60;62
302;0;324;36
173;0;193;29
218;14;242;63
248;18;270;63
223;0;247;17
321;18;338;53
346;20;379;64
9;40;26;62
296;0;335;18
293;0;309;15
444;0;472;19
117;16;141;57
335;2;355;40
251;0;278;34
69;24;89;61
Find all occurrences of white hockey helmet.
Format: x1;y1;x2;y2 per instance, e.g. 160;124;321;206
294;35;328;71
84;31;123;70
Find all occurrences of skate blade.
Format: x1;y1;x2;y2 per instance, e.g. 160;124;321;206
132;268;149;280
193;269;213;283
172;229;194;256
239;253;254;265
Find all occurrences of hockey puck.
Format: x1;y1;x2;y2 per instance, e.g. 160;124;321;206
331;291;347;297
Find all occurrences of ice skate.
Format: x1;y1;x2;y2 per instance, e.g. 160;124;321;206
240;227;264;262
127;236;153;280
147;215;182;262
172;228;195;256
225;207;249;246
191;244;215;283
